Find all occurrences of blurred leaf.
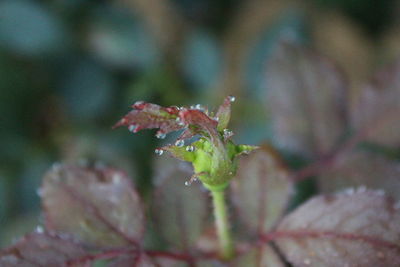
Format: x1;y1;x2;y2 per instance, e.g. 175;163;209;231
0;232;87;266
246;8;308;95
42;164;144;248
88;6;159;69
0;1;66;56
59;59;115;120
275;190;400;266
233;245;285;267
311;10;373;100
351;59;400;147
152;157;209;250
109;253;157;267
318;150;400;200
265;43;348;157
182;31;222;90
197;245;284;267
231;146;293;234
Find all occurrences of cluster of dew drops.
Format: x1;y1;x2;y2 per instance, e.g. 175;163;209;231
153;96;236;186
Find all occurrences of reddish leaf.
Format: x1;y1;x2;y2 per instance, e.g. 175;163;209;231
179;109;219;141
0;232;88;266
265;43;347;157
114;101;223;144
231;146;293;234
275;190;400;267
318;150;400;199
351;59;400;147
41;164;144;248
113;102;182;136
152;157;209;250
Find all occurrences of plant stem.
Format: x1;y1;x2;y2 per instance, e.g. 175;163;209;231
210;189;234;260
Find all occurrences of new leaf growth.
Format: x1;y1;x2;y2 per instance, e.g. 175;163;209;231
113;96;257;191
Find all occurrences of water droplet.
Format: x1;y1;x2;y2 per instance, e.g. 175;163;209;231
134;101;145;106
186;146;195;152
156;132;166;139
303;258;311;265
35;226;44;233
36;188;43;197
228;95;236;102
176;117;185;126
128;125;137;133
155;149;164;156
184;181;191;186
175;140;185;147
223;129;233;139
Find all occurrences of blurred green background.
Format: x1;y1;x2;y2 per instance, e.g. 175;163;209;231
1;0;399;246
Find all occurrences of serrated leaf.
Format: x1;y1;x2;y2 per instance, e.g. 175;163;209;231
231;146;293;234
0;232;87;266
318;150;400;200
113;102;182;135
265;43;347;157
275;190;400;267
351;59;400;147
42;164;144;248
179;109;219;142
152;157;209;250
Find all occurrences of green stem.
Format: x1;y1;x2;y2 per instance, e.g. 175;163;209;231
210;189;234;260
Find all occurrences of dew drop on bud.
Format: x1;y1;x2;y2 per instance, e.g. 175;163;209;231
228;95;236;102
223;129;233;139
155;132;166;139
175;140;185;147
186;146;195;152
155;149;164;156
128;125;137;133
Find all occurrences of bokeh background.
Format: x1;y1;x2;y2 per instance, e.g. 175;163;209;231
1;0;400;246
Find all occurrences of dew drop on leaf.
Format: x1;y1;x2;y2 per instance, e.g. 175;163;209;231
223;129;233;139
175;140;185;147
155;132;166;139
155;149;164;156
128;124;137;133
186;146;195;152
